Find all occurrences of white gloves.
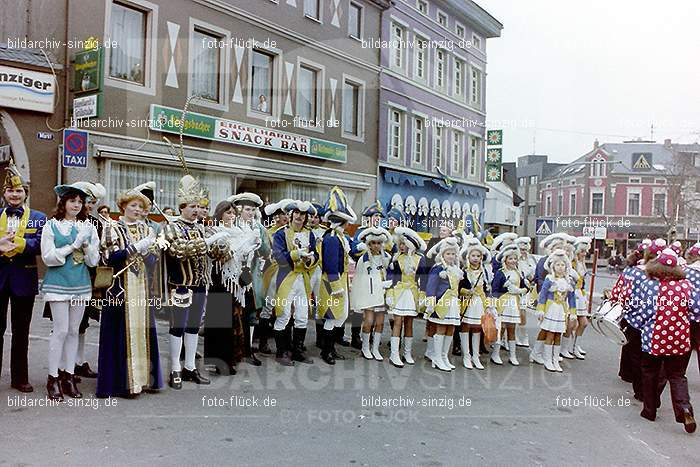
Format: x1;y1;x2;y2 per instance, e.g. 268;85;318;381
205;230;229;247
72;228;92;249
331;288;345;296
355;242;367;253
568;314;578;323
439;270;448;279
386;295;394;307
537;310;545;321
382;280;393;289
134;236;155;255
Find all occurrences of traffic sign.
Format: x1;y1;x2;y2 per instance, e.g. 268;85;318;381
62;128;88;168
535;218;554;236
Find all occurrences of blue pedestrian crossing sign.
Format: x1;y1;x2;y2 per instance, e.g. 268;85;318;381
536;218;554;236
62;129;88;168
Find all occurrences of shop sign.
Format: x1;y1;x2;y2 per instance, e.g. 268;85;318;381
0;65;55;113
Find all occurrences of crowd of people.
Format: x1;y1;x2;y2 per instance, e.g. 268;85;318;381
608;238;700;433
0;158;697;434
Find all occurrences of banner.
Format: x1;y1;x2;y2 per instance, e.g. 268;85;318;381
149;104;347;163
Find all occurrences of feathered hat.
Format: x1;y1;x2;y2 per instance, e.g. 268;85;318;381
324;186;357;224
284;200;317;216
574;236;592;254
544;248;573;274
426;236;460;265
514;236;531;251
362;200;384;218
117;181;154;211
491;232;518;252
496;243;520;263
3;158;28;190
72;181;107;202
311;202;326;218
53;182;92;199
461;239;491;265
229;192;263;207
394;226;427;252
358;226;392;244
177;174;204;206
539;232;570;252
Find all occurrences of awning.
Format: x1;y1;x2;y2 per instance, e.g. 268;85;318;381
383;168;484;197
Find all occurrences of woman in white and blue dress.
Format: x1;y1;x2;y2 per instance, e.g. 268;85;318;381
490;244;528;366
41;183;100;400
386;227;427;367
569;236;592;360
424;237;463;372
458;236;493;370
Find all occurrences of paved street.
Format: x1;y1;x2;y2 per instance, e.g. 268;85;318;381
1;271;698;466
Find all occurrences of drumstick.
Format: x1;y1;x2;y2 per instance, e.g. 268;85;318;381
587;248;599;315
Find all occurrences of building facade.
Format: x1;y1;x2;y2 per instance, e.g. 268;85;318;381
12;0;394;215
538;139;700;255
513;154;565;240
376;0;501;232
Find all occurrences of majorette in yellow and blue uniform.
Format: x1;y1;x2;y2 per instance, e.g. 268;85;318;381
317;186;357;365
260;198;292;322
385;226;427;367
536;249;577;372
424;236;462;371
271;200;319;365
515;236;537;347
457;236;492;370
567;236;592;359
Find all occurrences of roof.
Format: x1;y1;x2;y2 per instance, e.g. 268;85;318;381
0;43;63;70
445;0;503;38
543;141;684;180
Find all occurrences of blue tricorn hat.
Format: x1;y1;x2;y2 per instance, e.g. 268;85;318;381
324;186;357;224
362;200;385;218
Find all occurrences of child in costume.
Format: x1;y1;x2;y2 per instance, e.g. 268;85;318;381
425;237;462;372
458;236;493;369
535;249;576;372
350;226;393;361
568;236;592;360
386;227;427;367
515;236;537;348
491;244;528;366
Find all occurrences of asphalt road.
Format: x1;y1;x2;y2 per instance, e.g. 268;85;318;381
1;271;698;466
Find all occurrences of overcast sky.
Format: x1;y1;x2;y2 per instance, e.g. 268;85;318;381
477;0;700;163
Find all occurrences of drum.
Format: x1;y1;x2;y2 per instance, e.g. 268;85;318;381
592;300;627;346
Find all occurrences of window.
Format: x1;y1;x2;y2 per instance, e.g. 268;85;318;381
390;23;406;72
591;192;604;215
297;65;319;125
591;156;606;177
529;175;538;184
452;131;464;176
545;194;552;216
629;177;641;184
417;0;428;15
414;36;428;81
250;49;274;115
437;11;448;28
434;126;445;171
348;2;362;39
456;23;465;39
471;34;482;50
469;135;480;178
653;192;667;216
518;177;526;187
342;77;364;139
108;1;147;85
412;117;425;166
557;193;563;215
453;59;464;99
569;193;576;215
435;49;446;91
470;66;482;107
191;28;222;103
388;108;404;160
304;0;320;20
627;191;640;216
655;178;665;184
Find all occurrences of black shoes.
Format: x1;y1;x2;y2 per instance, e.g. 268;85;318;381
676;408;696;433
640;409;656;422
274;329;294;366
350;327;362;350
292;328;313;364
335;326;350;347
257;318;273;355
182;368;211;385
46;375;63;401
58;370;82;399
169;371;182;390
75;362;98;378
11;382;33;393
320;328;336;365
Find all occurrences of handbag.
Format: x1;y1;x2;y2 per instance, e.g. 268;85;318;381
481;312;498;346
93;266;114;289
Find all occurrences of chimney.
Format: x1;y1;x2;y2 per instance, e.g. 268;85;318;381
664;138;672;148
593;139;599;149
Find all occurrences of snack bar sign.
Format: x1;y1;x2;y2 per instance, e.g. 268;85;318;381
149;104;347;163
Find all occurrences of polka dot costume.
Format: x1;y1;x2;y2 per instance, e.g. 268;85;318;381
641;279;692;356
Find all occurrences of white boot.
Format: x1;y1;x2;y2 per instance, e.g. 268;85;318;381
424;336;433;361
403;337;415;365
552;345;564;372
471;333;484;369
508;340;519;366
529;340;544;365
389;336;404;367
560;336;575;359
361;332;373;360
443;335;455;369
490;342;503;365
543;344;557;372
430;334;451;371
459;332;473;369
573;336;586;359
371;333;383;361
169;335;183;372
516;325;530;347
